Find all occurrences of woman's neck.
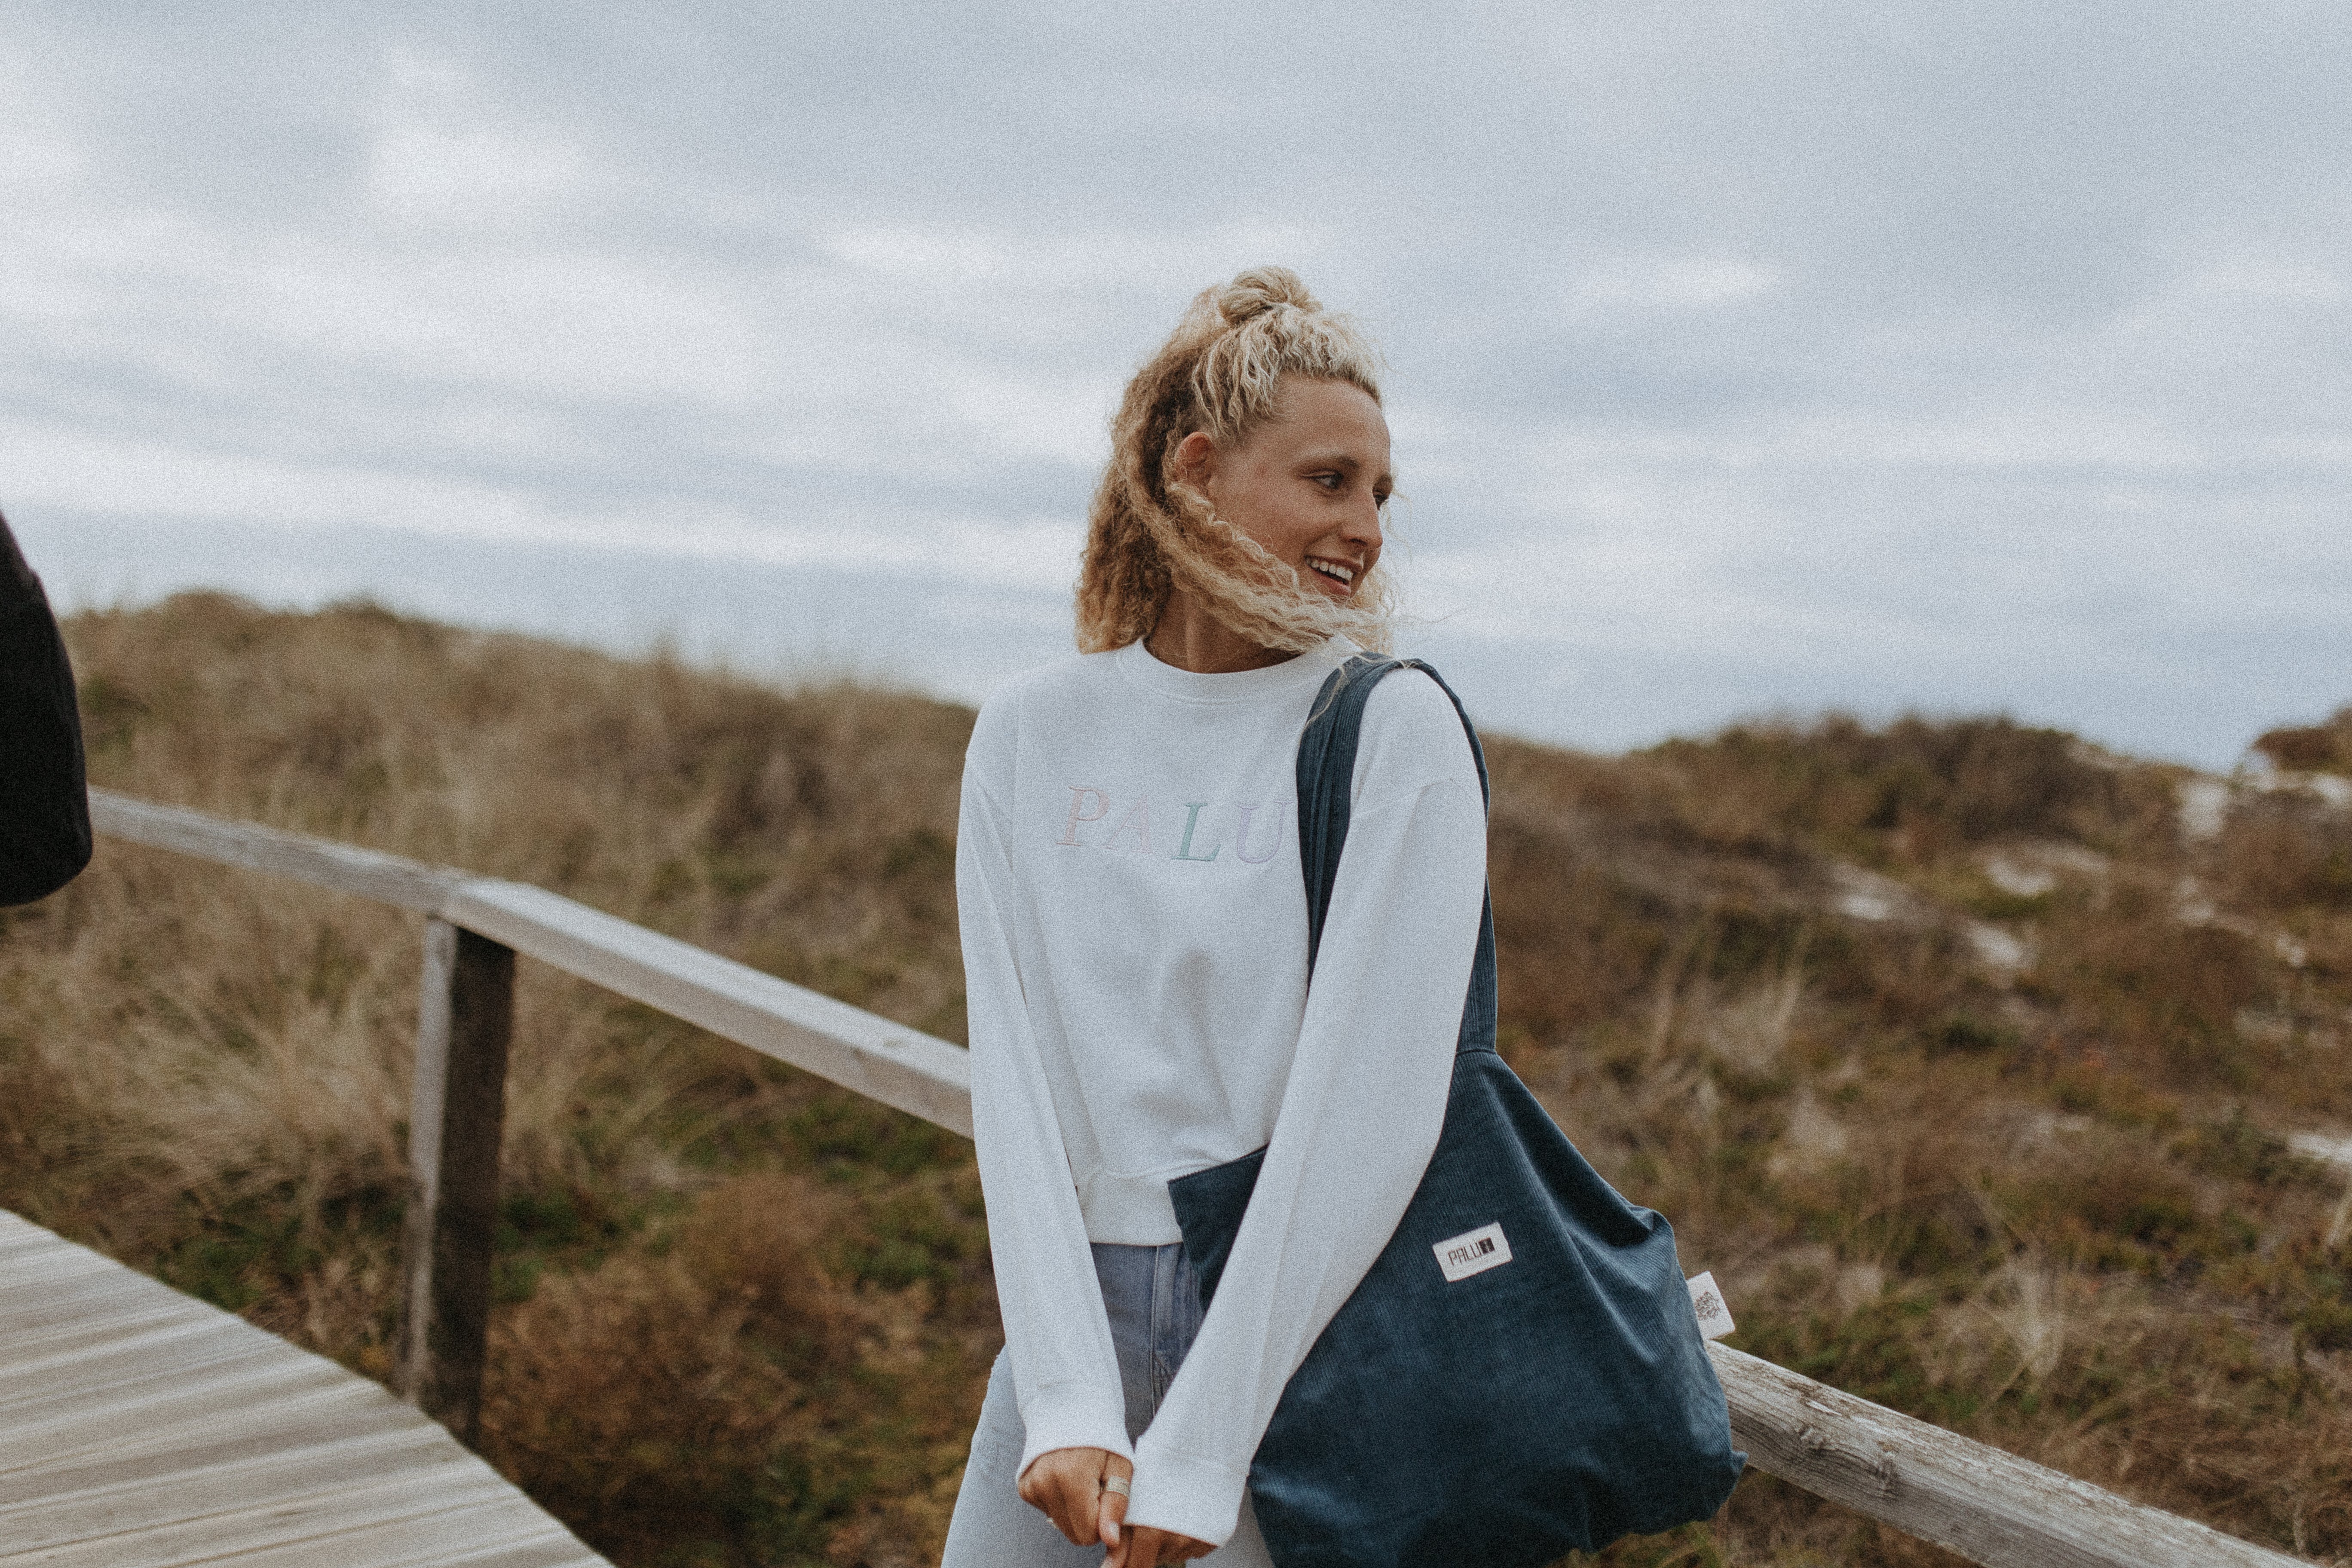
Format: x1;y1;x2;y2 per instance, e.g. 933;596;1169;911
1144;587;1296;674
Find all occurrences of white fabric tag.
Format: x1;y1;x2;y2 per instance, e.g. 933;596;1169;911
1686;1271;1735;1340
1432;1221;1513;1283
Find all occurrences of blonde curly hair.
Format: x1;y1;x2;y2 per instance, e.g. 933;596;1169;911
1075;266;1394;655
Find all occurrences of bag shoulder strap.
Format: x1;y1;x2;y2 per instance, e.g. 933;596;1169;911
1295;654;1499;1057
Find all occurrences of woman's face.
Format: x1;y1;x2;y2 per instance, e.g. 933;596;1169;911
1184;377;1391;602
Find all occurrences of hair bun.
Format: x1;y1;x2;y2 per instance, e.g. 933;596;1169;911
1215;266;1320;325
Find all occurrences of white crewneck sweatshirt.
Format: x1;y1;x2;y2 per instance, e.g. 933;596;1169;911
955;636;1488;1547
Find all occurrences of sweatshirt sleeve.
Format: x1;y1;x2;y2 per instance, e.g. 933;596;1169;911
1124;671;1488;1546
956;698;1134;1476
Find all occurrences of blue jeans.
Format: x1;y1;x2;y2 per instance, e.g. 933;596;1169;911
941;1243;1273;1567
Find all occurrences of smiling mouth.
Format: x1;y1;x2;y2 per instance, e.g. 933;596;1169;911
1307;557;1357;590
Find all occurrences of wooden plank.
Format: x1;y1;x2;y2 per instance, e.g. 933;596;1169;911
0;1285;224;1362
0;1432;476;1554
1710;1344;2306;1566
0;1228;73;1262
114;1496;599;1568
443;879;974;1137
395;920;514;1446
87;791;462;914
0;1211;609;1566
0;1314;220;1381
391;1543;606;1568
10;1463;522;1566
2;1356;366;1467
0;1318;285;1414
0;1247;116;1292
0;1269;171;1336
0;1388;435;1491
0;1426;447;1518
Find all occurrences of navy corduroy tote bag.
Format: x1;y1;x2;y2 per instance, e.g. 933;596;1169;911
1168;656;1744;1568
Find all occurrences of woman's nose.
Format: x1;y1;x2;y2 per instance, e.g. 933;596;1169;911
1342;497;1384;553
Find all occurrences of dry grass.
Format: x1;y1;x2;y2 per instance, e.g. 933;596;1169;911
1488;718;2352;1567
12;593;988;1566
6;592;2350;1566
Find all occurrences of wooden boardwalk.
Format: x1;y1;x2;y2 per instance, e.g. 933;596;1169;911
0;1211;608;1568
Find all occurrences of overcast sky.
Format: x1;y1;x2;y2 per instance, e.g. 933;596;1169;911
6;1;2348;768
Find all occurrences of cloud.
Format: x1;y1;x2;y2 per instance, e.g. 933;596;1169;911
363;49;609;231
3;1;2348;767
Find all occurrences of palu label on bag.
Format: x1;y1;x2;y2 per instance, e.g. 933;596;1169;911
1432;1221;1513;1282
1686;1271;1736;1340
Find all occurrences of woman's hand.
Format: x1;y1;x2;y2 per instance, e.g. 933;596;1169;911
1017;1448;1212;1563
1017;1446;1130;1548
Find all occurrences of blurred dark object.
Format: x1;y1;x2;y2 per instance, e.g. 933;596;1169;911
1;513;92;904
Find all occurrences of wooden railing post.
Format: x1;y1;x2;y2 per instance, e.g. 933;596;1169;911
397;916;515;1446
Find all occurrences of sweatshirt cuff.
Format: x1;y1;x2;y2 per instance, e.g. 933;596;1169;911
1126;1440;1248;1549
1014;1379;1134;1479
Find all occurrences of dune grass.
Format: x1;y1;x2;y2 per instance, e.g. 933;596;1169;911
5;592;2349;1566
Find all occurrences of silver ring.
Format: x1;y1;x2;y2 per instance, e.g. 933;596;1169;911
1100;1474;1131;1498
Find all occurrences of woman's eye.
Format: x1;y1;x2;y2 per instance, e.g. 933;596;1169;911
1312;473;1342;490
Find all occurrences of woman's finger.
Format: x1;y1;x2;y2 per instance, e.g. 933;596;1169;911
1096;1454;1134;1554
1096;1482;1128;1548
1097;1453;1132;1562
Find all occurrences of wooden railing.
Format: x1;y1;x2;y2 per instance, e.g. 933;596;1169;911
85;789;2308;1568
88;790;969;1439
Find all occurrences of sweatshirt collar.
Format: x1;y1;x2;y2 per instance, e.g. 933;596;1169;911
1113;635;1351;705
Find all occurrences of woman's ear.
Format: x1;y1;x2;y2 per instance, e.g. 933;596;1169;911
1171;430;1218;495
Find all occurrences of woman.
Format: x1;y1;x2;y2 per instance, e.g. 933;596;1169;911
945;269;1487;1568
